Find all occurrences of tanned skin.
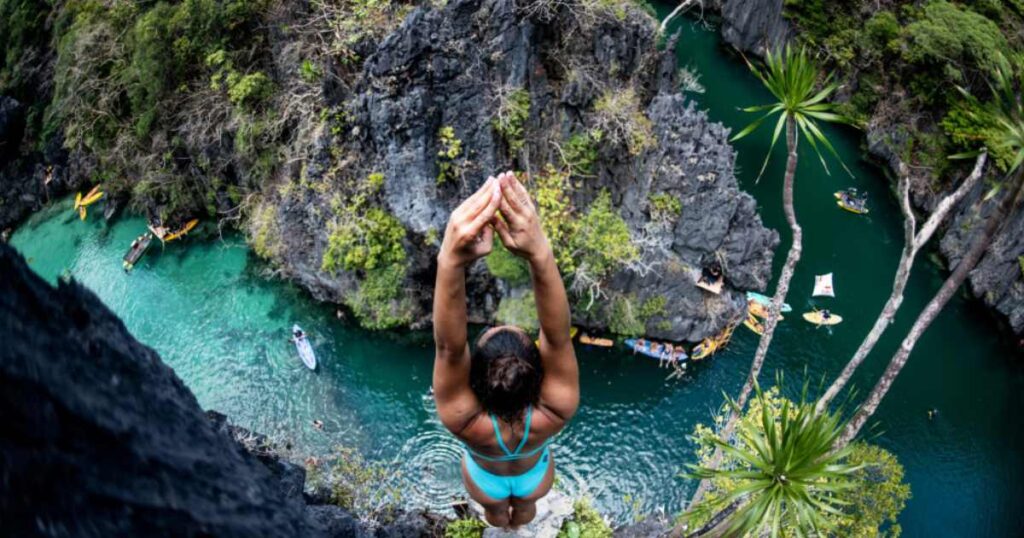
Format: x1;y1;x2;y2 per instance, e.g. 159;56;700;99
433;171;579;528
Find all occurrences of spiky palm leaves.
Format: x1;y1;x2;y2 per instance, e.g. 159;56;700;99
688;383;862;537
732;46;851;180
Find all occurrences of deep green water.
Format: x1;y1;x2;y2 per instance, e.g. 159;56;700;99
9;12;1024;535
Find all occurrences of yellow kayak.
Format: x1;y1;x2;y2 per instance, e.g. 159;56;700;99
803;311;843;326
164;219;199;242
834;191;868;214
743;314;764;335
579;334;613;347
747;300;784;321
73;186;105;220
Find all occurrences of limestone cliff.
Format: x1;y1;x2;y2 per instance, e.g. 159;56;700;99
263;0;778;341
0;245;441;537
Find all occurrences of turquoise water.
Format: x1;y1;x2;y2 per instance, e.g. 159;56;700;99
9;13;1024;535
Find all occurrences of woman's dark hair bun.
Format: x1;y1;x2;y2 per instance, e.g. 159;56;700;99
470;327;543;424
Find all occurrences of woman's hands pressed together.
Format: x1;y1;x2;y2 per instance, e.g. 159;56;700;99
438;175;502;268
439;170;553;268
491;172;551;265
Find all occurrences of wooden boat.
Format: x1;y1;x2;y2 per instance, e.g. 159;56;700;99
742;313;764;335
579;334;614;347
122;233;153;272
746;291;792;313
624;338;687;363
803;311;843;326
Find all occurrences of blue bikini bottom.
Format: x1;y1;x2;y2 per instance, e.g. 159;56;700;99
463;447;551;500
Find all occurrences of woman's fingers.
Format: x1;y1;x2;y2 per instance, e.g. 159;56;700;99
499;172;527;219
508;174;535;212
454;176;495;221
492;215;514;246
464;179;502;238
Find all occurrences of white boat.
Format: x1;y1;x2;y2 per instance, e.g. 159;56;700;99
292;324;316;370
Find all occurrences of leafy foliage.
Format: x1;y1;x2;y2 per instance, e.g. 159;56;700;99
903;1;1008;79
684;384;909;537
531;166;578;273
445;517;487;538
495;291;540;331
593;88;655;156
493;88;530;153
485;240;531;285
733;45;852;179
571;190;638;280
557;499;612;538
562;129;603;176
345;263;414;330
648;192;682;222
248;198;282;260
322;207;407;274
437;125;464;184
305;446;402;524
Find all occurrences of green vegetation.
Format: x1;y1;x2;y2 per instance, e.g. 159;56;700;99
496;291;540;331
593;88;655;156
1019;255;1024;277
562;129;603;176
684;384;909;536
531;166;578;272
248;199;282;260
322;207;406;274
572;190;638;280
557;499;613;538
607;294;666;336
345;263;414;330
444;517;487;538
648;192;682;222
305;446;401;522
493;88;530;153
782;0;1024;175
485;240;531;285
437;125;463;184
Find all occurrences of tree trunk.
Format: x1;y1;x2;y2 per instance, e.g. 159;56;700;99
837;171;1024;445
687;115;800;509
815;153;988;413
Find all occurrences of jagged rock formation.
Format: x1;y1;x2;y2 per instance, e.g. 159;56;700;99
0;245;441;537
707;0;790;55
266;0;777;341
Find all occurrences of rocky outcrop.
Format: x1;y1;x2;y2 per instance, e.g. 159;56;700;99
0;96;86;232
708;0;790;56
0;244;442;537
267;0;777;341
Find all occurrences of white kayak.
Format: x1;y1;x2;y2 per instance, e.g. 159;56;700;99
292;324;317;370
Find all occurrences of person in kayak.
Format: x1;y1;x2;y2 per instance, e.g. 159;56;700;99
433;171;579;529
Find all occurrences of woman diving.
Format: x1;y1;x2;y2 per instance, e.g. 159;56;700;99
432;171;579;529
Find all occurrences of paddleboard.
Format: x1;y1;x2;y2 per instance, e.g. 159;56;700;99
293;324;317;370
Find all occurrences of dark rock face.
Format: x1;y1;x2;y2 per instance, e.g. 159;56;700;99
0;245;445;537
0;96;26;166
711;0;790;55
613;515;671;537
269;0;777;341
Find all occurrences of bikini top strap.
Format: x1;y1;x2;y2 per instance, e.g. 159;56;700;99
491;404;533;456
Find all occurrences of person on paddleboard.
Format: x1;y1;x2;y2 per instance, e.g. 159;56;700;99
432;171;579;529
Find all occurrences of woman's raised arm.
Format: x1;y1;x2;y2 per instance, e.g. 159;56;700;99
432;177;502;428
492;173;579;421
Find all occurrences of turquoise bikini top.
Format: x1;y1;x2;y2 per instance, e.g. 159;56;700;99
465;404;551;462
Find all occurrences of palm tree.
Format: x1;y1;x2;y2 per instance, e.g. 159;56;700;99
837;58;1024;445
684;381;862;537
689;46;851;507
